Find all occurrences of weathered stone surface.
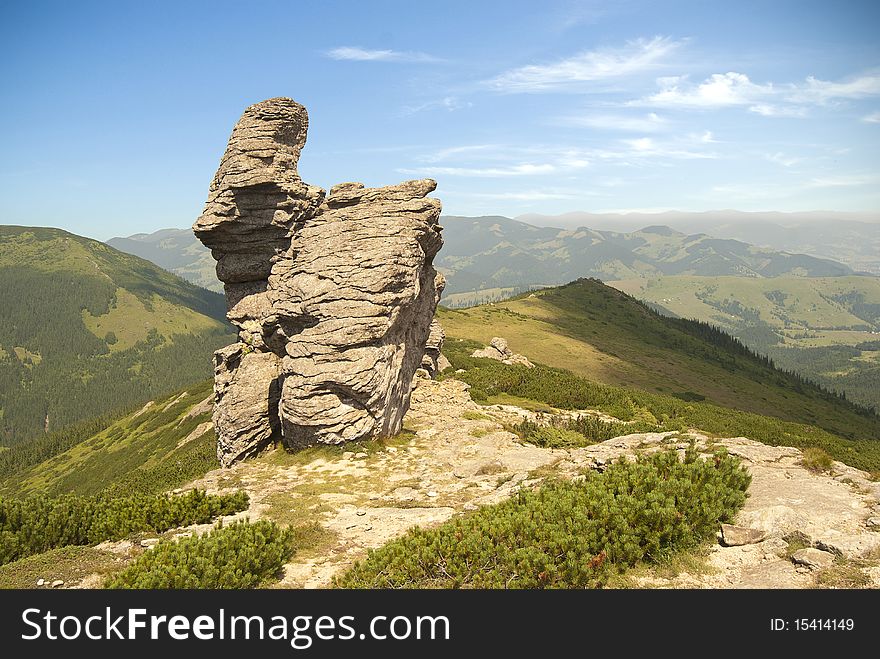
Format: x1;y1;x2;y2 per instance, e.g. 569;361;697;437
720;523;765;547
471;336;534;368
268;179;443;448
791;548;835;570
212;344;282;465
194;98;443;465
421;319;447;377
193;98;324;290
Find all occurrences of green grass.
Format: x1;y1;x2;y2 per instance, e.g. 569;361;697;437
439;278;880;445
0;379;221;497
0;545;125;589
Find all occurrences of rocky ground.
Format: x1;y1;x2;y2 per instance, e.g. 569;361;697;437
181;376;880;589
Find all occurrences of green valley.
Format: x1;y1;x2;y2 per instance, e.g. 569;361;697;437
0;226;234;445
610;274;880;411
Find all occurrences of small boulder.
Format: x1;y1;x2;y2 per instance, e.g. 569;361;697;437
36;578;45;587
470;337;534;368
140;538;160;548
866;517;880;530
791;548;835;570
51;580;64;588
720;523;765;547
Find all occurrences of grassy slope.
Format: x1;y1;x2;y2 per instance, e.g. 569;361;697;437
609;275;880;346
439;279;880;443
0;379;218;497
608;274;880;411
0;225;234;443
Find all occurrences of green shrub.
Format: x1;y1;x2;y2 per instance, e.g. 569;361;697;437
336;446;751;588
0;490;248;565
106;520;294;589
512;415;659;448
800;447;834;474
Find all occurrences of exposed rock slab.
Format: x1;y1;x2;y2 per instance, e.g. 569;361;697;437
471;336;534;368
186;378;880;589
193;98;443;465
791;548;835;570
720;524;765;547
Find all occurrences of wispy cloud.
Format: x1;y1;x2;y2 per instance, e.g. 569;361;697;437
400;96;472;116
466;190;582;201
403;132;716;181
861;111;880;123
397;163;560;178
487;36;682;92
325;46;440;62
765;152;803;167
557;112;669;132
792;72;880;103
748;103;807;118
807;173;880;188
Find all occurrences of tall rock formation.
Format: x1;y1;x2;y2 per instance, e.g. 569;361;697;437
194;98;443;466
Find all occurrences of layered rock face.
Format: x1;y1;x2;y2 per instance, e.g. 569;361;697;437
194;98;443;466
420;319;450;378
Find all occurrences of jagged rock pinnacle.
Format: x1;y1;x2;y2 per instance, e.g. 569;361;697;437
194;97;444;466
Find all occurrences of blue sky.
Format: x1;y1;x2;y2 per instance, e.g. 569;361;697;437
1;0;878;239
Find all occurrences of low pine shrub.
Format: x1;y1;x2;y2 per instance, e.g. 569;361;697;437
512;415;658;448
336;447;751;588
800;447;834;474
0;490;248;565
106;520;294;589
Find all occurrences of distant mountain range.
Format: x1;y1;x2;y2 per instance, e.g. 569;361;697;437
518;210;880;276
108;213;873;299
436;215;857;295
107;229;221;292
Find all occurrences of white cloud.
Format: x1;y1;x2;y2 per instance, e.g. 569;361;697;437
487;36;682;92
558;112;668;132
748;103;807;118
765;152;803;167
638;72;773;108
325;46;439;62
634;70;880;116
615;134;716;160
862;111;880;123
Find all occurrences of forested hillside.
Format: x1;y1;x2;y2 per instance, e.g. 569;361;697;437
0;226;234;445
439;278;880;444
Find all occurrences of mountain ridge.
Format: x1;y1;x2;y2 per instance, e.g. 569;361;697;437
107;214;865;299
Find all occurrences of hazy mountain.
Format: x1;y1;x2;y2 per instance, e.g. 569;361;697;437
437;215;854;296
518;211;880;275
0;226;234;444
111;216;860;300
107;229;221;292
